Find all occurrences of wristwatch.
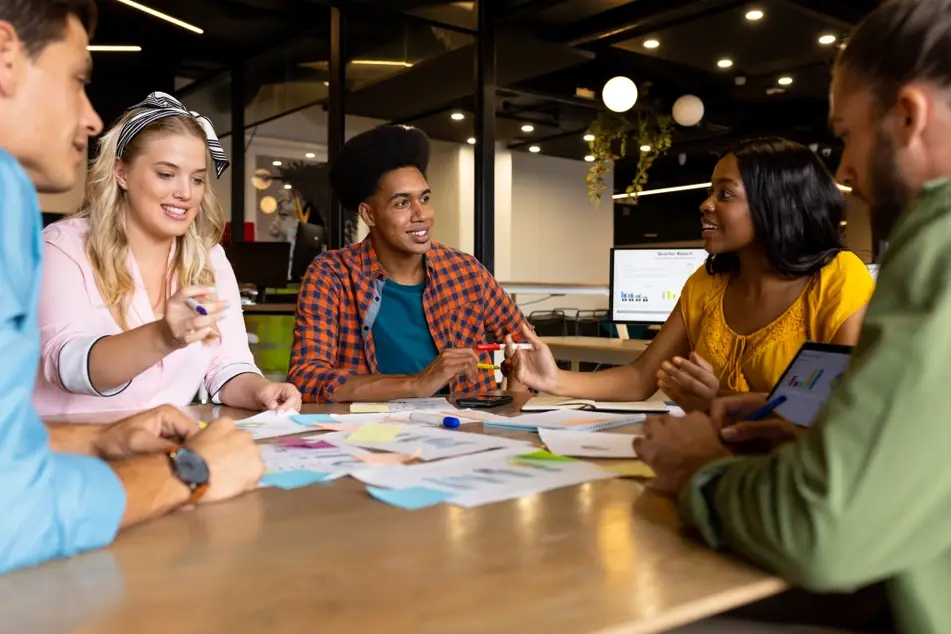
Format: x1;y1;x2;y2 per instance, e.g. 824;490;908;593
168;447;210;505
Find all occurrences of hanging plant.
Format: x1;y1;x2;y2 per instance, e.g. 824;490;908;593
584;92;674;203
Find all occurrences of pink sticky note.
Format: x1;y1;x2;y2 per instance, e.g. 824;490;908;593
354;452;417;466
315;423;358;432
282;438;337;450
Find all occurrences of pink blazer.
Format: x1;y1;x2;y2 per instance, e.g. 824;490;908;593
33;217;262;417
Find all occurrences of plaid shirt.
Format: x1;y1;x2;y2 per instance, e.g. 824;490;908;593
289;239;527;403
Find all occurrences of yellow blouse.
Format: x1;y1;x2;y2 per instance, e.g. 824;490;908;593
680;251;875;394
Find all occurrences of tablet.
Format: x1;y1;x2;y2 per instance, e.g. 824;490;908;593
769;342;853;427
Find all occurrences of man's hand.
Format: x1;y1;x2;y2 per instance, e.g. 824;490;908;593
657;352;720;413
95;405;200;460
711;393;805;453
411;348;479;397
633;412;733;496
186;418;263;504
254;381;303;412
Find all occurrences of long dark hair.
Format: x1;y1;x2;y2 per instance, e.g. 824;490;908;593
706;137;844;278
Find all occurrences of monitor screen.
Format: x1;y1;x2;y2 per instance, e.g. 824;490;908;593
609;248;708;324
291;221;326;282
769;342;853;428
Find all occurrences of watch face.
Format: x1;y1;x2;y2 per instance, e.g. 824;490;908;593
173;448;210;486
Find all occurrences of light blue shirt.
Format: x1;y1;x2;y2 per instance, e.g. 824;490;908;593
0;148;126;574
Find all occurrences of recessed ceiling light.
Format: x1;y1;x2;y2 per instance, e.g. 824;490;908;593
583;133;595;142
584;155;595;162
778;76;793;85
272;160;282;166
451;112;465;121
521;124;534;132
528;146;541;153
323;81;329;86
818;34;837;45
840;220;848;226
717;58;734;68
745;9;764;20
87;45;142;52
305;152;316;159
643;39;660;49
640;145;651;152
284;184;292;190
467;137;476;145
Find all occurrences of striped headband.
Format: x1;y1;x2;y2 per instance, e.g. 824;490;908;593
116;91;230;178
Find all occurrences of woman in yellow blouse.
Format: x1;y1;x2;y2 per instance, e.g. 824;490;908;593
507;137;875;412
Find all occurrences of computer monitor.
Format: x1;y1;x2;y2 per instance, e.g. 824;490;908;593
222;241;291;294
609;247;709;324
867;263;879;281
291;221;326;282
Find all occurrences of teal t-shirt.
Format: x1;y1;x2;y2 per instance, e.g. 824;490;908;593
372;279;439;376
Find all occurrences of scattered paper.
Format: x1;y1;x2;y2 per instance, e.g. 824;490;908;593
347;424;404;443
350;403;390;413
260;470;333;489
315;423;358;432
235;410;312;440
513;449;577;462
538;429;638;458
281;438;337;450
600;461;656;479
329;426;530;461
352;448;616;507
366;486;456;510
483;409;645;432
259;441;372;480
353;449;420;466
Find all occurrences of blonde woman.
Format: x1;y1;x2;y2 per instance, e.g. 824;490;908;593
33;92;301;416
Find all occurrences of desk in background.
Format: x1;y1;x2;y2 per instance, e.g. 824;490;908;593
542;336;650;371
22;398;786;634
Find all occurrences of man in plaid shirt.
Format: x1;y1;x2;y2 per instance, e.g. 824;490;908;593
289;125;529;403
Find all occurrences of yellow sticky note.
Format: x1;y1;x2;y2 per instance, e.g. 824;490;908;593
600;461;657;479
347;424;403;443
350;403;390;413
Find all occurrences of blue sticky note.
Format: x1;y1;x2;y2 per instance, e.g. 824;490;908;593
260;470;332;489
366;486;455;510
291;414;337;426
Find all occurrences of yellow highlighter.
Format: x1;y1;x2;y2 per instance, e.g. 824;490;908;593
477;363;500;371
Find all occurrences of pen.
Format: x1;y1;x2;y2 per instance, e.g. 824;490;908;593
475;343;533;351
745;395;788;421
408;412;461;429
184;298;207;315
477;363;500;371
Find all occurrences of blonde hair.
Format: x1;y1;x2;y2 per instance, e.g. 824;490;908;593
75;112;225;330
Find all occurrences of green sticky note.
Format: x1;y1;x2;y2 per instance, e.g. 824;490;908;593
513;449;576;462
347;424;403;443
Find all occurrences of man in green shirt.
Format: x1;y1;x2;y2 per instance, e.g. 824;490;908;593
634;1;951;632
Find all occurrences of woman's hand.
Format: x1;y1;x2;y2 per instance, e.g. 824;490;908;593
505;323;562;393
160;286;228;350
254;382;302;412
657;352;720;412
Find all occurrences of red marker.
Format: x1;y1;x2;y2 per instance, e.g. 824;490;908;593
475;343;533;351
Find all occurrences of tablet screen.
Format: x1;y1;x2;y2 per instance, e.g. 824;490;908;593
770;343;853;427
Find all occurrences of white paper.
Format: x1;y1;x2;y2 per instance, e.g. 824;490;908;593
331;410;499;427
316;427;530;461
538;429;639;458
259;441;371;480
359;398;453;413
352;448;617;507
235;410;309;440
485;409;645;431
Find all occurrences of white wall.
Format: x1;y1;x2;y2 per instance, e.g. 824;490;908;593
508;152;613;313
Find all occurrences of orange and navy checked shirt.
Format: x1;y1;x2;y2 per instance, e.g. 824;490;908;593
289;239;528;403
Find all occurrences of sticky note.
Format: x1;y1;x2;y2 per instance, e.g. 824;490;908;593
354;450;418;466
600;461;657;479
367;486;455;510
260;470;333;489
291;414;336;426
347;424;403;443
513;449;576;462
315;423;358;432
281;438;337;450
350;403;390;413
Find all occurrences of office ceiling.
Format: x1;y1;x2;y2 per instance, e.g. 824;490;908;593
87;0;880;192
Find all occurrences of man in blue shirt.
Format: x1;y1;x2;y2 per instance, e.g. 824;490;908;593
0;0;263;574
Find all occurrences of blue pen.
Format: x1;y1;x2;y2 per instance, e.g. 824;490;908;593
408;412;461;429
184;298;208;316
745;395;788;421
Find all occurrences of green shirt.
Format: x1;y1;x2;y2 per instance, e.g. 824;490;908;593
681;178;951;634
372;279;439;376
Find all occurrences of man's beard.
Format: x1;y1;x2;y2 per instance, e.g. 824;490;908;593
867;129;913;241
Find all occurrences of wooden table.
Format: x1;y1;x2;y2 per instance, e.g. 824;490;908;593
9;400;786;634
542;336;651;371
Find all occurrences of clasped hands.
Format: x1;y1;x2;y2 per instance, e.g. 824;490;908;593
634;393;807;496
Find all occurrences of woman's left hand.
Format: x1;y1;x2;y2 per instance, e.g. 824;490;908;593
657;352;720;413
255;382;302;412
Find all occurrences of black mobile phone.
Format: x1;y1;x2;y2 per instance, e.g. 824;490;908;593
455;395;514;409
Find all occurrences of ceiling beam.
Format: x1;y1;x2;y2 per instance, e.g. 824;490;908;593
496;0;574;24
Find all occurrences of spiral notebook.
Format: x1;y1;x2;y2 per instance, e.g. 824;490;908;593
521;396;670;413
483;409;645;432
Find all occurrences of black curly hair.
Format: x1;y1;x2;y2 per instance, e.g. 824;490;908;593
328;124;430;211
